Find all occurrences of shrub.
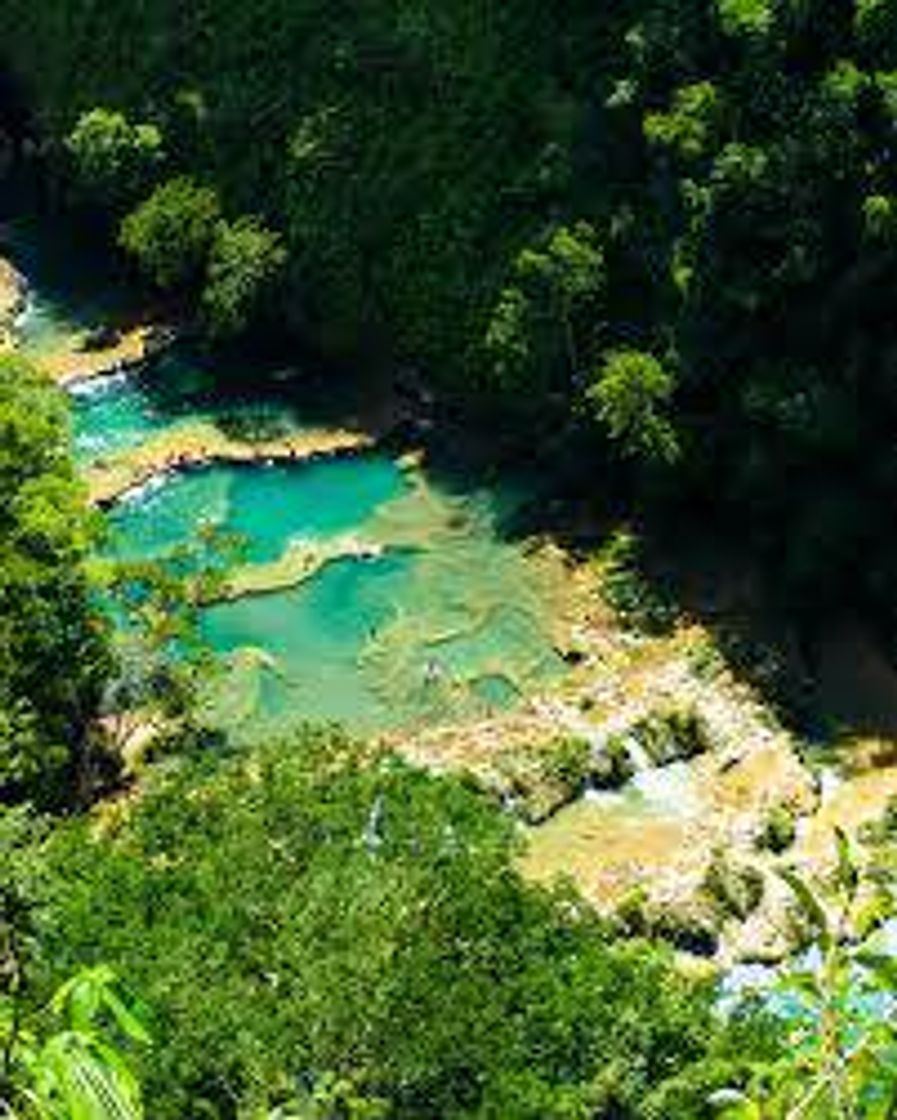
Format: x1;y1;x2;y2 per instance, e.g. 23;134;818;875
540;733;593;790
593;733;637;788
633;706;712;766
614;889;720;957
687;637;728;681
598;530;677;634
500;733;594;822
703;852;765;921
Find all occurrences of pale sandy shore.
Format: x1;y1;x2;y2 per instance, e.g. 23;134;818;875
205;533;384;603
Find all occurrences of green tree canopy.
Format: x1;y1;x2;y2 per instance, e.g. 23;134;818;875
586;349;679;463
42;732;746;1118
201;216;286;338
119;177;221;291
66;108;164;211
485;222;605;396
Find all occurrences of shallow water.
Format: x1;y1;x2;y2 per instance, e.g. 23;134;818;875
108;455;406;563
107;448;564;731
71;351;310;464
12;231;565;732
203;551;417;728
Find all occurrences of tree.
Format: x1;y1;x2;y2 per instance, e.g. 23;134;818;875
66;108;163;211
119;177;221;291
586;349;679;463
484;222;604;396
644;82;724;162
717;831;897;1118
862;193;897;243
714;0;774;38
1;809;149;1118
202;216;286;338
98;527;235;761
0;355;110;807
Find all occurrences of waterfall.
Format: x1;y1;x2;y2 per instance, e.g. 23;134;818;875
621;732;653;772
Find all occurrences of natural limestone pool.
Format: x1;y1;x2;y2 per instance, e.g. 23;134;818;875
13;238;566;734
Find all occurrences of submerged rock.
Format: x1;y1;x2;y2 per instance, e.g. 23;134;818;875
76;324;121;352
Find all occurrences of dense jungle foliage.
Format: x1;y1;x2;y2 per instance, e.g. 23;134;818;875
4;0;897;615
23;732;769;1119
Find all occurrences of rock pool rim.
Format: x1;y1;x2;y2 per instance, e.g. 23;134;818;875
92;437;386;510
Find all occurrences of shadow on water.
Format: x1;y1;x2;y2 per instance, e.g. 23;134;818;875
460;409;897;750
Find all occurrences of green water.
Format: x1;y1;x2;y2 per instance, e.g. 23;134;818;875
108;455;407;563
104;445;564;732
14;231;564;733
203;552;417;728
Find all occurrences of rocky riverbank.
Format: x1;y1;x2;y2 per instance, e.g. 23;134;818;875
9;244;897;971
36;323;171;384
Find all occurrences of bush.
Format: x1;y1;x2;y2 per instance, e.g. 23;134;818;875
703;853;765;922
540;733;593;790
633;706;712;766
614;889;720;957
598;531;678;635
593;733;637;788
687;637;728;681
500;733;594;822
